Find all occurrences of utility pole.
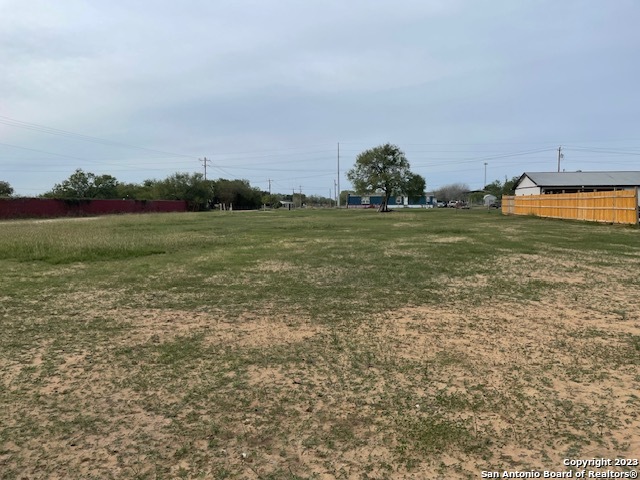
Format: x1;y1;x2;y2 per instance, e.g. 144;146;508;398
484;162;488;189
200;157;212;180
334;179;337;206
337;142;340;207
268;179;272;195
299;185;302;208
557;146;563;173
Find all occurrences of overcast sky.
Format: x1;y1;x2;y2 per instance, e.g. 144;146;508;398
2;0;640;197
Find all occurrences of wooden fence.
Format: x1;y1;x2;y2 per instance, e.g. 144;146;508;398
502;189;639;225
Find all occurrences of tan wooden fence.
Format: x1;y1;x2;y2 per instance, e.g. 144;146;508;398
502;189;639;225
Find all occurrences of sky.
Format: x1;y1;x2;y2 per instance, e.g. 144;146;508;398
2;0;640;198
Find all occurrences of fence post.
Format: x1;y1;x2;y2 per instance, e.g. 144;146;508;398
634;187;640;226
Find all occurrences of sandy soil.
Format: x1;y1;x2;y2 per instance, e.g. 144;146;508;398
1;249;639;479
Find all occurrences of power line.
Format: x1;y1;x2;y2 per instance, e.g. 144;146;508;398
565;146;640;156
0;141;156;170
214;166;331;172
5;115;640;196
0;115;196;159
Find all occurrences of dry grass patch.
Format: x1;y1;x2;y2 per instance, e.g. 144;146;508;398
429;236;469;244
254;260;297;273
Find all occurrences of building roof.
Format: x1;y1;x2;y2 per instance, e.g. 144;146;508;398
520;171;640;188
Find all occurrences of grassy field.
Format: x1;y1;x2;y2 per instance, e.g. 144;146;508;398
0;208;639;479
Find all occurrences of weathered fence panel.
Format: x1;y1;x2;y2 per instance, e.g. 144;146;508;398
502;190;639;225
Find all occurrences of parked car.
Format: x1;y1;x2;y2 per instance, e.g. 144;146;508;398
447;200;458;208
489;202;502;209
436;201;446;208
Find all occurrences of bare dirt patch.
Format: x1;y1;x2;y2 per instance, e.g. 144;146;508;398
3;213;640;479
255;260;297;273
352;280;640;473
101;307;325;349
6;283;637;478
0;216;103;225
429;236;469;243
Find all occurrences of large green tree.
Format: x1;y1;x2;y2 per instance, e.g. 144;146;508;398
261;193;282;208
212;179;262;210
145;172;214;211
340;190;355;206
44;169;119;199
502;175;519;196
483;180;503;198
347;143;425;212
405;172;427;203
115;182;148;200
92;174;119;199
0;181;14;197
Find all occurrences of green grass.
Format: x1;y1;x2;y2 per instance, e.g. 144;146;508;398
0;208;639;479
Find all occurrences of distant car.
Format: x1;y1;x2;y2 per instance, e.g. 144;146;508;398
447;200;458;208
489;202;502;209
436;201;446;208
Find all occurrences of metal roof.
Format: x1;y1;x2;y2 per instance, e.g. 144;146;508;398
521;171;640;187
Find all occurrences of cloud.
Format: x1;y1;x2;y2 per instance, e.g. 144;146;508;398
1;0;640;195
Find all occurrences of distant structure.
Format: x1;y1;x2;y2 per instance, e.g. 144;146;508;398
515;171;640;196
279;200;295;210
483;194;497;206
346;194;436;209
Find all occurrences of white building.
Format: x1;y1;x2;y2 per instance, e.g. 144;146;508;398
515;171;640;196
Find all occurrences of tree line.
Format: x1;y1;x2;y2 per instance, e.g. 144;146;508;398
0;145;519;210
0;169;335;211
35;169;259;211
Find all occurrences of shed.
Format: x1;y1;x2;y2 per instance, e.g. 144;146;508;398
483;194;497;206
279;200;296;210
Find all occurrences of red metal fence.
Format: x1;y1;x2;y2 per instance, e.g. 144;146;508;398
0;198;188;219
